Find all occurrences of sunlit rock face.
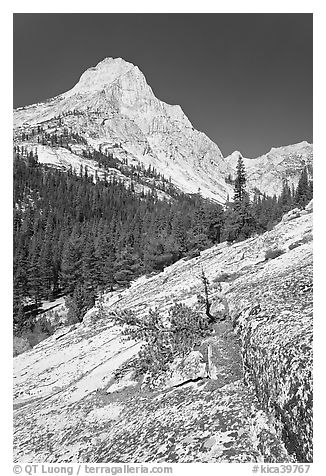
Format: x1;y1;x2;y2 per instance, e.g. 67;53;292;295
225;141;313;197
13;57;313;201
13;57;233;202
227;237;313;461
14;208;312;463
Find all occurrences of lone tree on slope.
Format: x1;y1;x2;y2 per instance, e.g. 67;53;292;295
222;156;255;242
233;156;247;205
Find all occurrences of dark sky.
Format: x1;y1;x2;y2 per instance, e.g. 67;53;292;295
13;13;312;157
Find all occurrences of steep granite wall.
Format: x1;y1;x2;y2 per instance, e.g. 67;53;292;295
226;245;312;461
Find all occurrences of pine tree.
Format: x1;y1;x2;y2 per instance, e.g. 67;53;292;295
223;156;253;241
233;156;246;205
279;179;293;215
173;215;188;258
39;213;54;298
295;166;312;208
60;232;83;293
65;283;95;323
114;248;141;286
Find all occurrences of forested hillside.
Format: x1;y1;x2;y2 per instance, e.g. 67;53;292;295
13;150;312;336
13;150;224;331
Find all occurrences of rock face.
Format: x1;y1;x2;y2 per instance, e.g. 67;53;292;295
166;350;208;388
13;57;232;202
229;252;312;462
13;57;312;201
13;211;312;463
305;199;313;212
225;142;313;197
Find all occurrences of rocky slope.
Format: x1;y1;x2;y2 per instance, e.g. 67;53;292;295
226;142;313;197
13;57;312;202
13;203;313;463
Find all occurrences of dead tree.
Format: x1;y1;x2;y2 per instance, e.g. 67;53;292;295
200;269;215;323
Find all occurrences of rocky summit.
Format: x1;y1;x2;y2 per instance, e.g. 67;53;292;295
13;58;312;202
225;142;313;198
13;203;313;463
13;58;231;202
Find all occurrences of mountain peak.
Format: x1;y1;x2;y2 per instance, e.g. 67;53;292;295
94;56;136;72
13;57;230;202
268;141;312;155
64;57;139;98
13;57;312;203
225;150;245;162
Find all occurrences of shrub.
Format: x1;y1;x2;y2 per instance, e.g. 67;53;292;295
114;269;133;287
302;233;313;243
65;284;95;323
213;272;238;283
289;233;313;250
152;253;175;270
184;249;201;260
13;336;31;357
35;315;55;335
112;303;211;377
289;242;301;250
264;248;285;260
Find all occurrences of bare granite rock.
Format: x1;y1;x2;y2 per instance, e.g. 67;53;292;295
166;351;208;388
13;213;312;463
227;245;313;462
305;199;313;212
282;208;302;222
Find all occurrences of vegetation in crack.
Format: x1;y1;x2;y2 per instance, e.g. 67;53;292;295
109;303;211;378
109;268;229;382
264;248;285;261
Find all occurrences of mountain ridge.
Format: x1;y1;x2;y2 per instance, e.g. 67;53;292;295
225;140;313;197
13;57;312;202
14;57;231;202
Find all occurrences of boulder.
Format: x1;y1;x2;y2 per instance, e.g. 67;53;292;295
107;371;138;394
166;350;207;388
210;292;229;320
82;308;99;326
305;199;313;212
282;208;301;222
